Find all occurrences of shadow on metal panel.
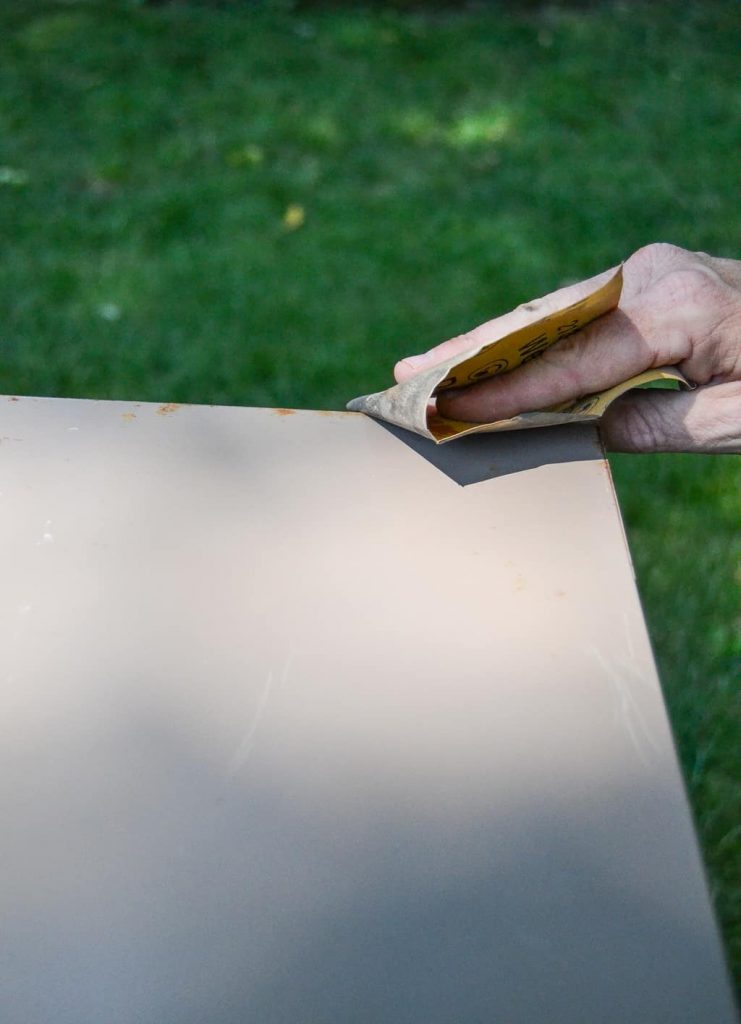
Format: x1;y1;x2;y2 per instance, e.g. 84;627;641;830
376;420;604;486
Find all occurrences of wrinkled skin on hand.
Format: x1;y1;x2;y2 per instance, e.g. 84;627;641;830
395;244;741;453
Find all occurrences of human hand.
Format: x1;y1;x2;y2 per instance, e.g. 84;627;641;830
394;244;741;453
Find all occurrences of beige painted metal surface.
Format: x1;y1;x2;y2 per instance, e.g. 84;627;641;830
0;396;735;1023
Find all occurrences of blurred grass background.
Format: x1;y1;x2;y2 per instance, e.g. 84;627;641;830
1;0;739;984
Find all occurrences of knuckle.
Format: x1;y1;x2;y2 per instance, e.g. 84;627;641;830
659;265;725;307
629;242;684;270
618;397;668;452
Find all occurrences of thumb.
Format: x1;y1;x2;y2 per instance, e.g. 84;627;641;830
600;381;741;454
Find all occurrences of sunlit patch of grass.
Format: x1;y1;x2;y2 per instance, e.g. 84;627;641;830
447;108;512;147
394;103;513;148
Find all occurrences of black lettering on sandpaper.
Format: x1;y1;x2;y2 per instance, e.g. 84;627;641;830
518;332;548;357
556;318;580;338
468;358;509;381
518;332;549;364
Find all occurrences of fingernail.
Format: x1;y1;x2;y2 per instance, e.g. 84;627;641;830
398;353;430;370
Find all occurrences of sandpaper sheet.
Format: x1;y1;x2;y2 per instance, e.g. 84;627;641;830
347;267;687;442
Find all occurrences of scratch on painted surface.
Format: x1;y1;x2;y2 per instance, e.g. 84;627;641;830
35;520;54;546
226;650;294;780
589;617;662;766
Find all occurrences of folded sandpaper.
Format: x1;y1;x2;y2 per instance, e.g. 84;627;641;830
348;267;686;443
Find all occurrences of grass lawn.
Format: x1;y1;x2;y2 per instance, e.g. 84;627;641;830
1;0;739;983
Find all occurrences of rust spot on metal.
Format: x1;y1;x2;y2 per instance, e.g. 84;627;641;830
157;403;181;416
8;396;19;402
315;409;353;417
274;408;296;417
122;412;136;422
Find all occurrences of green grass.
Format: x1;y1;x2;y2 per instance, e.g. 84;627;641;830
1;0;739;982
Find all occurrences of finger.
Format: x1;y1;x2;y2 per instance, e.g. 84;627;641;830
601;381;741;454
394;265;619;383
436;308;656;422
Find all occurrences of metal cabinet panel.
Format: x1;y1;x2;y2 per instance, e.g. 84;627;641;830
0;397;735;1023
